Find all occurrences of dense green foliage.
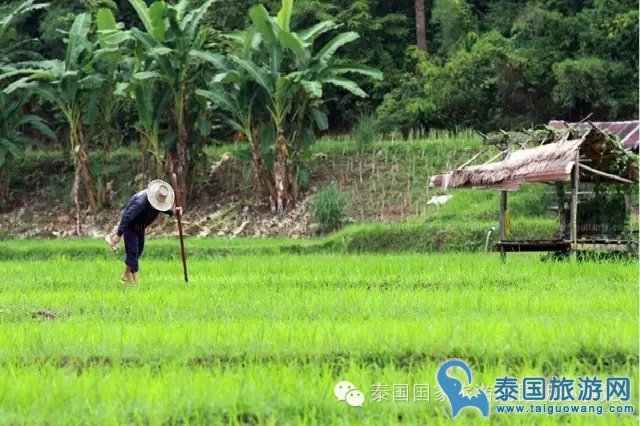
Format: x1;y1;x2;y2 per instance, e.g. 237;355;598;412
196;1;382;211
376;0;638;133
0;250;636;423
0;0;57;198
0;0;637;212
0;0;383;210
3;0;637;134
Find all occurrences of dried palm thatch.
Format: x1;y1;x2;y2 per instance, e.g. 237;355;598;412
431;126;638;191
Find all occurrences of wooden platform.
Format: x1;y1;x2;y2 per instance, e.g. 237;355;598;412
496;239;636;253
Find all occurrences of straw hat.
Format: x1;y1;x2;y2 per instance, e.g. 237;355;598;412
147;179;175;211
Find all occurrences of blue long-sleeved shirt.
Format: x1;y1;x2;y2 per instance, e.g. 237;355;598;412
117;190;173;236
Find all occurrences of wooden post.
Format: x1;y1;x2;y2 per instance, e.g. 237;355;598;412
499;191;508;263
570;155;580;261
498;148;509;263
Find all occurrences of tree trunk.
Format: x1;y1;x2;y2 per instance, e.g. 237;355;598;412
71;160;81;235
273;129;289;214
99;134;111;208
415;0;427;51
289;103;307;203
151;130;164;179
0;163;8;201
290;132;302;202
67;113;97;215
174;83;189;208
141;131;164;180
76;127;97;213
139;133;150;181
289;162;298;203
165;150;175;177
249;130;277;211
67;109;97;214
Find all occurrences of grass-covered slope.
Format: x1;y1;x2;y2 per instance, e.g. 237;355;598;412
0;216;561;260
2;132;567;251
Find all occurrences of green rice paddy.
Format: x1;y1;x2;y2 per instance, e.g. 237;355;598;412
0;243;637;424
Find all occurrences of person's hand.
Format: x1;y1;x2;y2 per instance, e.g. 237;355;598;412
175;206;183;216
110;234;121;247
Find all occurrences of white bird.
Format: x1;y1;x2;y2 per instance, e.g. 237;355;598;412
427;195;453;206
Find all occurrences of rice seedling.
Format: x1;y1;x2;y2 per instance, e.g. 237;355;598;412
0;246;636;424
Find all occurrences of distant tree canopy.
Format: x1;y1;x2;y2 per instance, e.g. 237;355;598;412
4;0;637;135
375;0;638;133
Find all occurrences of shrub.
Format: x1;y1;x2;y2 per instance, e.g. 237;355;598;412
551;57;622;119
313;183;347;234
354;113;377;151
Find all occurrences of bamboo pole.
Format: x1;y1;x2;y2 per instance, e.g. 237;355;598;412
578;164;633;184
172;173;189;283
482;151;506;165
456;148;487;170
499;191;508;263
570;155;580;261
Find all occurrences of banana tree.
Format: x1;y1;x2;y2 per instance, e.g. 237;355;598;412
0;0;52;201
93;7;169;181
0;0;49;63
125;0;217;207
1;13;104;215
196;28;278;202
131;75;172;179
93;8;131;206
0;92;56;200
198;0;382;212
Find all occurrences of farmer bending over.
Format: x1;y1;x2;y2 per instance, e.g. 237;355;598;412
109;179;182;284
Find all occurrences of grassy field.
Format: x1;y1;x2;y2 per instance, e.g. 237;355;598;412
0;243;637;424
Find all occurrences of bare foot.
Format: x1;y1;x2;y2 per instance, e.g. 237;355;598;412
120;266;135;285
120;271;135;286
120;277;136;287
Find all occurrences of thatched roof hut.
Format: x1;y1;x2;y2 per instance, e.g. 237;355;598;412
430;123;639;257
431;127;638;191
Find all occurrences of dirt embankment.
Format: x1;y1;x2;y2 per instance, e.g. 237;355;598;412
1;141;464;239
0;153;316;239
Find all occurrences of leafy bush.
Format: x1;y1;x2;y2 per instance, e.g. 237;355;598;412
313;183;347;234
375;47;444;135
376;32;546;133
551;57;622;119
354;113;376;150
432;0;477;54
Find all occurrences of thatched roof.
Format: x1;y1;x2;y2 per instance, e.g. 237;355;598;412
431;127;638;191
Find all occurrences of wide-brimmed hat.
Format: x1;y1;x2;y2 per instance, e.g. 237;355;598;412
147;179;175;211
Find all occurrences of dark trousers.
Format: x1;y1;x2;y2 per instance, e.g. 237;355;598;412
123;226;145;273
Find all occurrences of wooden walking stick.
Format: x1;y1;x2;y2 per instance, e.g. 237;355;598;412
172;173;189;283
